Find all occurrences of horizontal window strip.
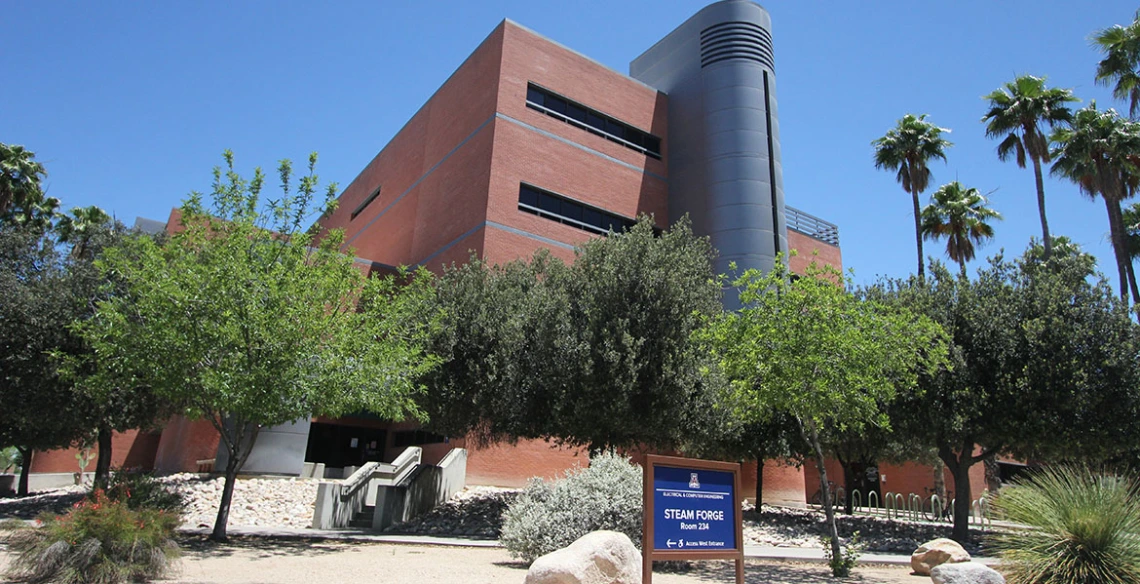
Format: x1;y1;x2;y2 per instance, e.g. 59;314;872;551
518;183;635;236
350;185;382;220
525;83;662;160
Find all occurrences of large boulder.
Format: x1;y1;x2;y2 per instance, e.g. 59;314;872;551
931;562;1005;584
524;530;641;584
911;538;971;576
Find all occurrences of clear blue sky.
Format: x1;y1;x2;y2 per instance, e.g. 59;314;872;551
3;1;1137;284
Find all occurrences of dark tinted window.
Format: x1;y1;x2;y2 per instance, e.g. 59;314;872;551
545;95;567;115
350;186;382;220
518;184;635;236
526;86;545;106
538;192;560;214
519;185;538;207
566;103;587;123
524;83;661;159
560;200;583;221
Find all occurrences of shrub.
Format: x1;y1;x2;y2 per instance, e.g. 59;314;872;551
1;446;21;474
500;451;642;563
820;530;863;577
987;465;1140;584
100;470;184;513
5;489;180;584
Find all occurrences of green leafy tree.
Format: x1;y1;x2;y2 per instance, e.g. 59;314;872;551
684;376;808;505
1051;103;1140;305
0;143;47;220
0;224;90;495
57;218;175;491
698;258;946;575
421;217;723;453
76;151;438;541
1094;10;1140;117
920;181;1003;275
981;74;1077;259
869;252;1140;544
873;113;953;281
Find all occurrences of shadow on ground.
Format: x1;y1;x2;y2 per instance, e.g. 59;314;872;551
681;560;923;583
0;491;85;520
490;558;923;583
177;536;349;559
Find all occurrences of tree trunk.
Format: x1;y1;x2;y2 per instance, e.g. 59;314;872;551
804;420;843;574
94;424;112;491
210;454;240;542
1032;157;1052;260
1127;244;1140;307
209;420;261;542
754;458;764;507
840;461;856;515
932;458;947;519
16;448;32;497
940;444;975;545
1105;196;1133;304
913;187;925;282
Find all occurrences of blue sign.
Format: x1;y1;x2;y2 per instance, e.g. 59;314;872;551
652;465;736;551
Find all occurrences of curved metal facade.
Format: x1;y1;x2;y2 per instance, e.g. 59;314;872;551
631;0;786;290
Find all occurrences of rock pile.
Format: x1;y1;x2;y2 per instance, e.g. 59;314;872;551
160;473;319;529
383;485;516;538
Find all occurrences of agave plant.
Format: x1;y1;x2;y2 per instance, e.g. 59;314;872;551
987;465;1140;584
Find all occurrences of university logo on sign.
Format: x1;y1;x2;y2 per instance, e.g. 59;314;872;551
689;473;700;489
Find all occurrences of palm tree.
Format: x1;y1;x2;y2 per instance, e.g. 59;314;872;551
981;75;1077;260
1093;10;1140;117
10;189;60;233
921;182;1003;275
57;205;112;259
1051;103;1140;305
0;143;48;219
1124;202;1140;261
873;114;953;281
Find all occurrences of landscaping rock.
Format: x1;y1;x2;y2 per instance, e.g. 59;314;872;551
525;530;640;584
911;538;971;576
931;562;1005;584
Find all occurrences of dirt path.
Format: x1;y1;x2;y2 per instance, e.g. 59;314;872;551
3;538;925;584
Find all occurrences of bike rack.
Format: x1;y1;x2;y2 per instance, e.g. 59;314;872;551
867;490;879;515
850;489;862;514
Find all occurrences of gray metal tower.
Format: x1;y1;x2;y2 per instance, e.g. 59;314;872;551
631;0;786;286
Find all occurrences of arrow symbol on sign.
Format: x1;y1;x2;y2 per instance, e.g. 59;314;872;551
667;539;676;548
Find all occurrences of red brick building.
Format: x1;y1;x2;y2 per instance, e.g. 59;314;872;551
27;2;982;504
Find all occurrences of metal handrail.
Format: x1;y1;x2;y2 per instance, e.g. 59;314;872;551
786;205;840;246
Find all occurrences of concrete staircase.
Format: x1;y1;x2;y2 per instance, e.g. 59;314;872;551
311;447;468;531
349;505;375;529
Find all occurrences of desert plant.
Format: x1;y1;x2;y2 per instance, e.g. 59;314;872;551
5;489;180;584
987;465;1140;584
819;530;863;577
500;451;642;563
99;470;184;514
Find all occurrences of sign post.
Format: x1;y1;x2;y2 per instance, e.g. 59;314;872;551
642;454;743;584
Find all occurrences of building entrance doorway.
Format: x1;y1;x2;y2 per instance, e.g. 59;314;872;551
304;422;387;470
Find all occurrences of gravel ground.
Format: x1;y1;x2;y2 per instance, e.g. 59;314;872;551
0;538;925;584
0;481;986;556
